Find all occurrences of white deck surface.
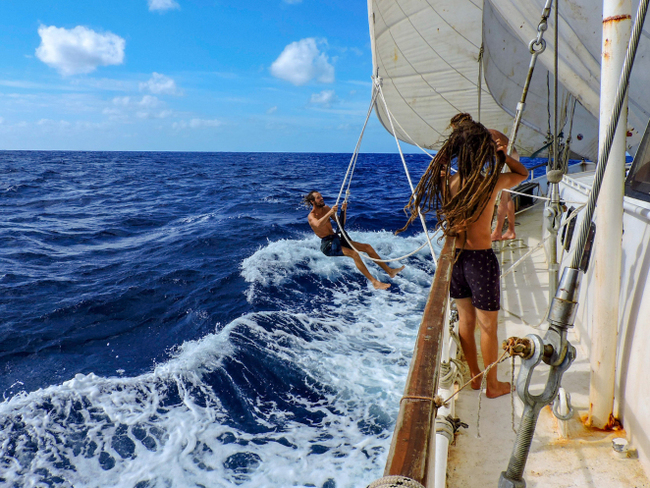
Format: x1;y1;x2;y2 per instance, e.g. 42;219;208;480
446;203;650;488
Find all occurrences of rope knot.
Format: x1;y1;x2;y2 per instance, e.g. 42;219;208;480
503;336;533;359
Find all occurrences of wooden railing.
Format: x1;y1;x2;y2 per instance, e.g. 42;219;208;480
383;236;456;486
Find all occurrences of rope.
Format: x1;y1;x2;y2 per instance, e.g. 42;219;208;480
475;349;511;438
333;214;439;263
376;81;437;262
336;86;380;206
477;43;484;123
331;77;441;266
367;476;425;488
500;204;584;279
437;349;510;409
511;355;517;434
553;0;559;171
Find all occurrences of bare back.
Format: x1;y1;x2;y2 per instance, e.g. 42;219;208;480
449;165;526;249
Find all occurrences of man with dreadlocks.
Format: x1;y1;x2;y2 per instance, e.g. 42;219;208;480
449;113;521;241
400;118;528;398
304;191;404;290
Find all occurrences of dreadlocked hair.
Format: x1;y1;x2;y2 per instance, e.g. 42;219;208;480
398;119;505;237
449;112;473;128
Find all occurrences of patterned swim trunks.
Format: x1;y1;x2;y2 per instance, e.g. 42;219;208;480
449;248;501;311
320;231;352;257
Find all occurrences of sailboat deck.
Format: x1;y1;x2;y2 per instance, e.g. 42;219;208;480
446;202;650;488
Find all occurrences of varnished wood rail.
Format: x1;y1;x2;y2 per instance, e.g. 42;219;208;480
383;236;456;486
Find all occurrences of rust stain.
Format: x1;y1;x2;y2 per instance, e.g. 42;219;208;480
627;130;633;137
603;14;632;23
581;412;622;432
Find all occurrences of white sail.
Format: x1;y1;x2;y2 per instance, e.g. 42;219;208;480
368;0;549;155
484;0;650;158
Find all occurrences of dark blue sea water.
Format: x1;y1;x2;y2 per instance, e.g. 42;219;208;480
0;151;549;487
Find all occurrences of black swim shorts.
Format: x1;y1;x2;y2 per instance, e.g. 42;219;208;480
320;232;352;257
449;248;500;311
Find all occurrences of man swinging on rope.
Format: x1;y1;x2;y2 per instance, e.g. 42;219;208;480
399;119;528;398
304;191;404;290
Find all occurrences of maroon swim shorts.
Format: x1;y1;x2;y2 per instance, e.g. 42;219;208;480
449;248;500;311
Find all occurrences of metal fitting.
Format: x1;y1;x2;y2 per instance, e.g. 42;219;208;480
547;267;581;329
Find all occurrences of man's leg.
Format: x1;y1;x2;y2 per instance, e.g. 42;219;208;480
491;195;508;241
476;308;511;398
350;241;404;278
456;298;482;389
502;192;516;240
341;247;390;289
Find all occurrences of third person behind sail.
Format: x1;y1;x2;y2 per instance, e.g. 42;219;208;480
399;118;528;398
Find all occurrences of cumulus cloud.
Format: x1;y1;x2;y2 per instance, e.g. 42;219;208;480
267;106;278;115
173;118;222;129
139;73;181;95
106;95;170;120
270;38;334;86
37;119;72;129
148;0;180;12
138;95;161;109
310;90;338;107
36;25;125;76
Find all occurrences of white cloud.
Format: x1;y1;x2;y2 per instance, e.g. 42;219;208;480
112;96;131;107
270;38;334;86
310;90;338;107
138;95;161;109
38;119;72;129
148;0;180;12
283;0;302;3
173;118;222;129
139;73;181;95
36;25;125;76
267;106;278;115
0;117;4;124
190;118;222;128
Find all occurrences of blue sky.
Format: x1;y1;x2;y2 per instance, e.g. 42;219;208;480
0;0;411;153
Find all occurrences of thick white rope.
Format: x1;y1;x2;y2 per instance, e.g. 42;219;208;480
331;77;440;266
367;476;425;488
335;87;380;206
376;80;438;263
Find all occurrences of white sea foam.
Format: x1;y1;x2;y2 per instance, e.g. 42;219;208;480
0;231;439;487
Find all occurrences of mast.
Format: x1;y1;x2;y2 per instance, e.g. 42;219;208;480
588;0;631;429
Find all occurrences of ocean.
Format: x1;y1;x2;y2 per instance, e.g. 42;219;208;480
0;151;547;487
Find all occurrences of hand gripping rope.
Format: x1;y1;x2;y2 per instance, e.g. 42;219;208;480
332;76;440;266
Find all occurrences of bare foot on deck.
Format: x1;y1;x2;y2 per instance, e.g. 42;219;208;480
387;265;405;278
372;281;391;290
470;373;483;390
501;230;516;240
491;230;503;241
486;381;513;398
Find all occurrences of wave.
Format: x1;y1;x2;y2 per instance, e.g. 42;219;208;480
0;231;439;487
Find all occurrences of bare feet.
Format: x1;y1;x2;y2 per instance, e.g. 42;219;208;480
501;230;516;240
486;381;513;398
372;281;391;290
470;373;483;390
491;230;503;241
387;265;405;278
